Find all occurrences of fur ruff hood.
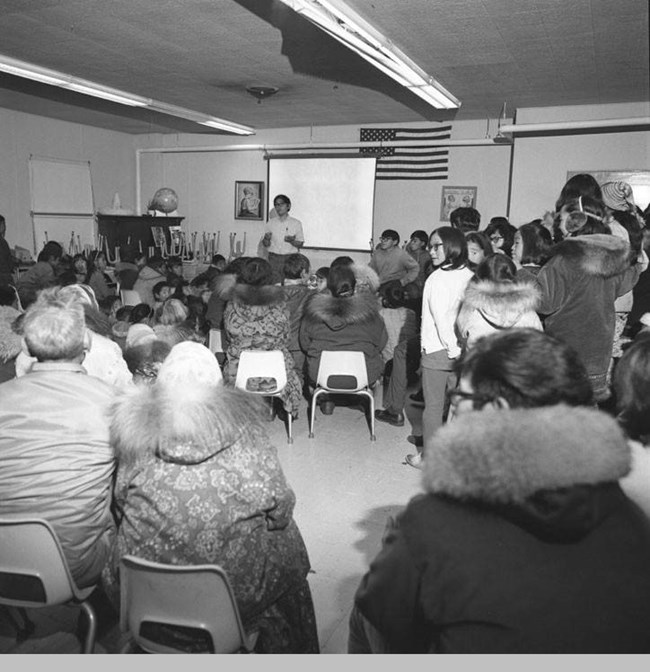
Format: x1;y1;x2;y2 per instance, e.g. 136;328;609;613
110;381;268;465
460;280;540;327
232;283;285;307
422;405;630;541
303;290;380;330
353;263;380;294
551;234;631;278
0;306;22;362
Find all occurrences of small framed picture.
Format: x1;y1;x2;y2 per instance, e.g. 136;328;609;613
235;181;264;221
440;186;477;222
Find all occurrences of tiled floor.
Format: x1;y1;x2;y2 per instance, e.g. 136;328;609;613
0;382;424;654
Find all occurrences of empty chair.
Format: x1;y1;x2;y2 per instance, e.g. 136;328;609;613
0;517;97;653
119;556;258;654
234;349;293;444
309;350;376;441
120;289;142;306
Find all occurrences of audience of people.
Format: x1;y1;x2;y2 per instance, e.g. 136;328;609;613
2;169;650;654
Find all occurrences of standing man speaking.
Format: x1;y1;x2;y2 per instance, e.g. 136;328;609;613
263;194;305;283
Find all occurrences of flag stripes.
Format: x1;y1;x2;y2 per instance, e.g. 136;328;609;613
360;125;451;180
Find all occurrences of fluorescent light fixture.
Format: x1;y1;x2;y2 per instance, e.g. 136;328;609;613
0;54;255;135
278;0;460;110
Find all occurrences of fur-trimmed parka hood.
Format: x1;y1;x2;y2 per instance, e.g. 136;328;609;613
422;405;630;541
352;263;380;294
459;280;540;328
110;381;268;465
551;234;631;278
302;290;380;331
0;306;22;362
232;282;285;307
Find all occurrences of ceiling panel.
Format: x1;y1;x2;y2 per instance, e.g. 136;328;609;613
0;0;645;134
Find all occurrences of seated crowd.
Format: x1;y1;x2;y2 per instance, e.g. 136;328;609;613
1;172;650;653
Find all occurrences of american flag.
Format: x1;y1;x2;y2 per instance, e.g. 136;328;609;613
359;125;451;180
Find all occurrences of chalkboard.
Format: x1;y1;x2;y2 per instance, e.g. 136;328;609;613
267;156;377;252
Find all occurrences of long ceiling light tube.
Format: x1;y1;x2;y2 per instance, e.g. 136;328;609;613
0;54;254;135
278;0;460;109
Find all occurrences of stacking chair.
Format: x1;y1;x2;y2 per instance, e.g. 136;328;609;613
0;517;98;653
309;350;376;441
119;556;258;654
120;289;142;306
234;349;293;444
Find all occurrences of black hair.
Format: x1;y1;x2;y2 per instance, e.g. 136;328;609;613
273;194;291;207
0;284;17;306
315;266;330;280
130;303;154;324
431;227;468;270
459;328;594;410
449;207;481;234
239;257;274;286
410;230;429;247
283;253;311;280
484;220;517;257
465;231;493;266
517;221;553;266
327;265;356;298
556;173;603;211
380;229;400;244
37;241;63;263
474;253;517;282
152;281;170;299
330;256;354;270
379;280;407;308
614;332;650;442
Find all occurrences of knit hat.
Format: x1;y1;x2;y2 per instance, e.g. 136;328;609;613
125;323;156;349
601;181;635;212
156;341;222;388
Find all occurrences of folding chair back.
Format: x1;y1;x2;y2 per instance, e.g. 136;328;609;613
119;556;257;654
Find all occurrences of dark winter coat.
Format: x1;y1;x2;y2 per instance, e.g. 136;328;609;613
354;405;650;653
299;291;388;385
537;234;642;399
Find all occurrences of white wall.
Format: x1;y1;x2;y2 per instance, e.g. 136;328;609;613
136;119;513;268
509;102;650;225
0;108;137;253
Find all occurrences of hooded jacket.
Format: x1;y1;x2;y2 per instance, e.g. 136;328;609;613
456;279;542;349
537;234;643;398
133;264;166;307
105;381;317;651
300;290;388;385
354;405;650;653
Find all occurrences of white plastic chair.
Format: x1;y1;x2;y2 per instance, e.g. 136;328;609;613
0;517;98;653
119;556;258;654
120;289;142;306
234;350;293;444
309;350;376;441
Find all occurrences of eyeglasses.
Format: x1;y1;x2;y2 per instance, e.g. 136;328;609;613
446;386;495;407
489;235;503;243
379;236;396;242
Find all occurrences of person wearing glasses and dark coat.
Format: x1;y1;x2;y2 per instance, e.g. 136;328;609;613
349;329;650;654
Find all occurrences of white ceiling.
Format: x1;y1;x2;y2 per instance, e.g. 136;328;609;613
0;0;647;135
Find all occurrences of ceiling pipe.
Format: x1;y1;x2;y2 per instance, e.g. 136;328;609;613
135;137;507;209
499;116;650;134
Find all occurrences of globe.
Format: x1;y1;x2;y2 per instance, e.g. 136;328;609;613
150;187;178;214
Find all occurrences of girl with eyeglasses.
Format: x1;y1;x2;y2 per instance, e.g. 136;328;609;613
406;227;473;468
484;217;517;257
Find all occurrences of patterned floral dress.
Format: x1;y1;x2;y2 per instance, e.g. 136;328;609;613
104;384;319;653
223;285;303;417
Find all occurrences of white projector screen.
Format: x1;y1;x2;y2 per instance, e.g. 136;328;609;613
267;156;377;252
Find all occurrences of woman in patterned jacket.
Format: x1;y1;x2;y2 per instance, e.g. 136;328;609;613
103;341;319;653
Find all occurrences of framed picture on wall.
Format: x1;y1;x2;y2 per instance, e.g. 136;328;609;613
235;181;264;221
440;186;477;222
